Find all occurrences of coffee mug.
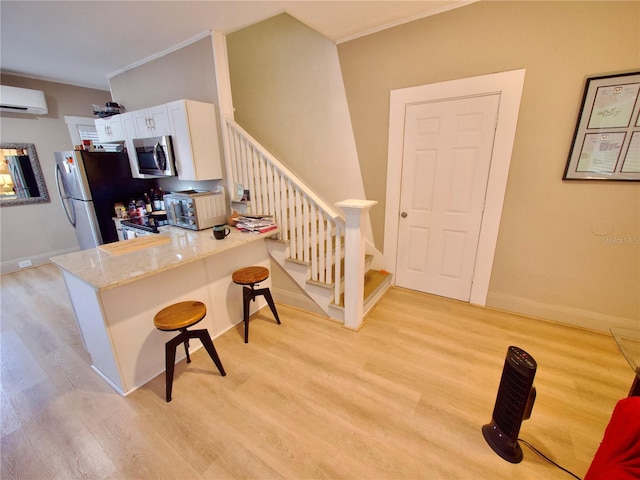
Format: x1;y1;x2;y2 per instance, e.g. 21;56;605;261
213;226;230;240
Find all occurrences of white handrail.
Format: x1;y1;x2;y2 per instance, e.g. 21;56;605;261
224;117;345;302
224;118;343;221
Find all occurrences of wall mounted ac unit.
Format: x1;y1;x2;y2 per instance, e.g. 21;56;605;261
0;85;48;115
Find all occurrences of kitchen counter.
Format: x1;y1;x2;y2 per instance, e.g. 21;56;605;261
50;226;279;396
51;226;278;291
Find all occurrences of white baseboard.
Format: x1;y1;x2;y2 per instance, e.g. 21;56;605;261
486;292;637;333
1;247;79;275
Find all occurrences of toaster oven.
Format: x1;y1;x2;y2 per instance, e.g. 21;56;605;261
164;190;227;230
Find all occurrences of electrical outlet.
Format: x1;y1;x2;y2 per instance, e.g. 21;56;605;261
18;260;32;269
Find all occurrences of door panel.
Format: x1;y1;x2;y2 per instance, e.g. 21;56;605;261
405;226;429;275
396;94;500;301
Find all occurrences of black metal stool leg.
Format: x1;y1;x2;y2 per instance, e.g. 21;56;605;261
182;329;191;363
165;331;186;402
156;300;226;403
190;329;226;376
258;287;281;325
241;283;282;344
242;286;254;343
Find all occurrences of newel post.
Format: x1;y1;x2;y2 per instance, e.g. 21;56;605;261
335;199;378;331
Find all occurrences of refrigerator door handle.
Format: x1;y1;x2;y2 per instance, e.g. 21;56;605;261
56;163;76;227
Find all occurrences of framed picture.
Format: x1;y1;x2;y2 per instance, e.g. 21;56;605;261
563;71;640;181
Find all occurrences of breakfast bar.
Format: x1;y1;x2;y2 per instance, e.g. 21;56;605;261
50;226;278;396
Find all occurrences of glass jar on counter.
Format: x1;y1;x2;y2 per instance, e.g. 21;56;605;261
128;199;137;218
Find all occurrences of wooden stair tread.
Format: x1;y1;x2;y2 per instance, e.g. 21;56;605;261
290;254;373;286
336;269;390;307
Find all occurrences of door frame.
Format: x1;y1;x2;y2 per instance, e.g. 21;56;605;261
384;69;526;306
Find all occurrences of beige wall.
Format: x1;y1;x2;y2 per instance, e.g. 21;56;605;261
0;74;112;272
109;36;218;111
227;14;368;213
338;1;639;327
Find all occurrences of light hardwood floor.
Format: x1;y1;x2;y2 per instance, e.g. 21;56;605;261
0;264;632;479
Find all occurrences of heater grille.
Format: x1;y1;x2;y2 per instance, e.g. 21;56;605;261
482;346;537;463
493;360;534;438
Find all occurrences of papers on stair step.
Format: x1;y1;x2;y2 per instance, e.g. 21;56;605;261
235;214;277;234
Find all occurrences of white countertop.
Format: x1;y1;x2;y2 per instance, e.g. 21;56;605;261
50;226;279;292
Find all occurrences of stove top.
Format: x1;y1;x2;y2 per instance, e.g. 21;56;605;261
122;214;168;234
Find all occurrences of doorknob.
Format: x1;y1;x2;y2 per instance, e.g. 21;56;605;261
400;212;408;218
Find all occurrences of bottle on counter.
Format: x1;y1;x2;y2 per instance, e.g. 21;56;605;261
144;193;152;213
152;189;161;211
158;187;165;210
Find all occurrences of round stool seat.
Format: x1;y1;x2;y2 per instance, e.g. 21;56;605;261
232;266;269;286
232;266;280;343
153;300;225;402
154;301;206;331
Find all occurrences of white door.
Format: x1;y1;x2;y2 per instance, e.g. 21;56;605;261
395;94;500;301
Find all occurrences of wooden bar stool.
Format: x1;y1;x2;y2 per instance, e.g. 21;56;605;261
232;266;281;343
154;300;226;402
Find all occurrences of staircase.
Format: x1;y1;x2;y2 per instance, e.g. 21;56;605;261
222;118;390;328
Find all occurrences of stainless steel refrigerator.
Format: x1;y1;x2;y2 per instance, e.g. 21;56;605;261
5;154;38;198
55;150;153;249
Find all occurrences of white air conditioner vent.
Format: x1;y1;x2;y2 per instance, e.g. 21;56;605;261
0;85;48;115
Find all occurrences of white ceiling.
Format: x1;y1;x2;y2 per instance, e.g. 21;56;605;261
0;1;472;91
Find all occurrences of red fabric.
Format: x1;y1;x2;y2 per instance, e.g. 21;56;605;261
585;397;640;480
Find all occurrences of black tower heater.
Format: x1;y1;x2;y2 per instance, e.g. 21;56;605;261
482;346;537;463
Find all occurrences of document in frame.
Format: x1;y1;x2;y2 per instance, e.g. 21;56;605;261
576;132;625;173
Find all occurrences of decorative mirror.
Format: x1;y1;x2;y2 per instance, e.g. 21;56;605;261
0;143;50;206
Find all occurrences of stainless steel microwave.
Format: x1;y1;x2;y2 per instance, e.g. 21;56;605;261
132;135;176;177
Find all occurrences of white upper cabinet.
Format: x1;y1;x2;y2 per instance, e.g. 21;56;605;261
121;105;173;179
167;99;223;181
95;115;125;143
129;104;171;138
120;113;142;178
118;100;223;180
